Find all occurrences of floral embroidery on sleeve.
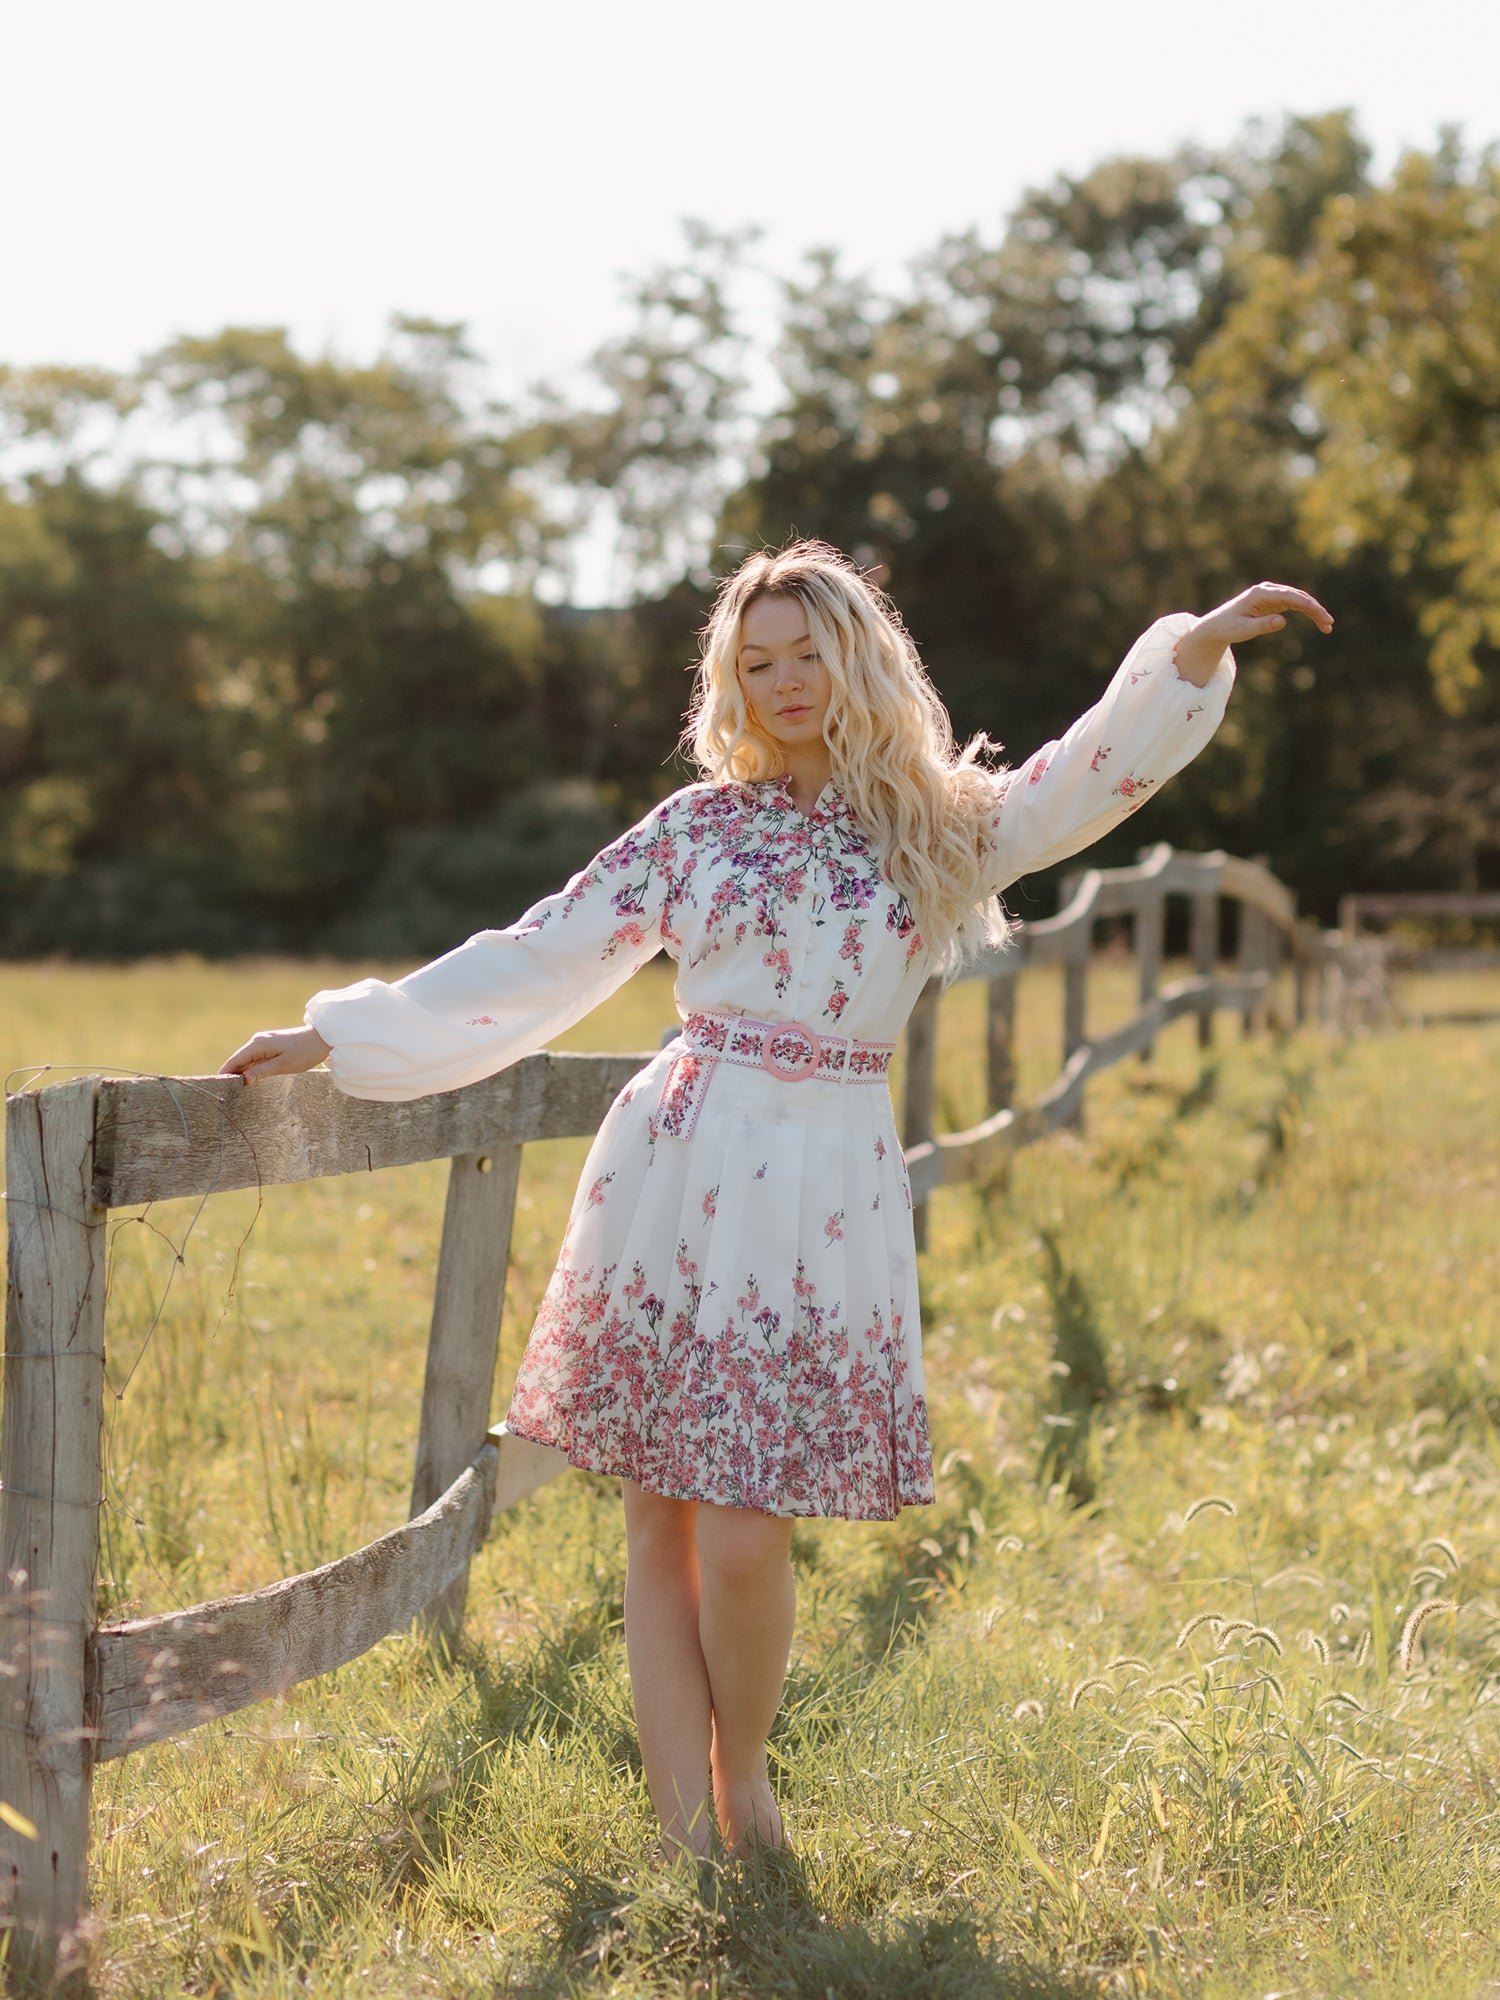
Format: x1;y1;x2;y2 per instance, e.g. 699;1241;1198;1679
516;794;686;958
885;897;923;962
604;920;649;960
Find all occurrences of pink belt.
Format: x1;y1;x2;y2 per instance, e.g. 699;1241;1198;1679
651;1011;895;1141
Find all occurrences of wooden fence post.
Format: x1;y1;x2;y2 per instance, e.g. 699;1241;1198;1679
410;1144;523;1646
1264;921;1286;1031
1191;887;1217;1048
1062;933;1089;1128
986;970;1017;1114
1238;906;1262;1036
0;1080;107;1971
1293;928;1309;1027
1135;887;1165;1061
903;983;940;1251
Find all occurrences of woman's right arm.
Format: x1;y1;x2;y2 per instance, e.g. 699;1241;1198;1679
217;792;686;1101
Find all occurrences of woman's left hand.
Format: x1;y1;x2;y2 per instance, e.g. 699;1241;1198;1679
1173;582;1334;686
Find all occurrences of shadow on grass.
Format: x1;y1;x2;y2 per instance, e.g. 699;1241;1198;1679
454;1595;630;1757
1036;1231;1112;1508
531;1852;1098;2000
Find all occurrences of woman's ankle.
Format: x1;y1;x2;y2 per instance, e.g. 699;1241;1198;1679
713;1773;784;1853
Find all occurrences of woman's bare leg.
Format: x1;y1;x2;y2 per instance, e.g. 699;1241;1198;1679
695;1503;796;1852
620;1481;714;1856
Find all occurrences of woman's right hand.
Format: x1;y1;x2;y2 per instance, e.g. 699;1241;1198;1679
219;1024;332;1084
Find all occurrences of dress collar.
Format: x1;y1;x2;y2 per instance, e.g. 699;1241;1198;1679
761;773;845;826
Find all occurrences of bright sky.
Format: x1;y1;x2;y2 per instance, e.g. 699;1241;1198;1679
5;0;1499;398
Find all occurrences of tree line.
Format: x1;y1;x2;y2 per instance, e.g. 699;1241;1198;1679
1;110;1496;958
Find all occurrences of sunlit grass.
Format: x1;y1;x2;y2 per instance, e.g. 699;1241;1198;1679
4;957;1500;1996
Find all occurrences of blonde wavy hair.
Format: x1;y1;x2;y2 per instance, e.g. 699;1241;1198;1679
685;541;1008;968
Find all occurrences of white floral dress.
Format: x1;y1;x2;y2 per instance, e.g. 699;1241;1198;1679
306;614;1233;1519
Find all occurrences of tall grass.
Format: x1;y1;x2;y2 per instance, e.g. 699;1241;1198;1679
3;957;1499;1997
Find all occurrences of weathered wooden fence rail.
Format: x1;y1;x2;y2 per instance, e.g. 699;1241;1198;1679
900;839;1366;1241
1337;891;1500;1024
0;842;1372;1964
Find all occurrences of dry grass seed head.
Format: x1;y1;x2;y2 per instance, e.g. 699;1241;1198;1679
1175;1610;1230;1650
1321;1690;1367;1714
1070;1677;1114;1711
1183;1495;1238;1524
1106;1656;1152;1675
1299;1630;1330;1665
1353;1630;1372;1668
1245;1626;1284;1656
1416;1536;1460;1572
1409;1565;1450;1592
1398;1597;1459;1674
1149;1676;1206;1708
1013;1699;1045;1724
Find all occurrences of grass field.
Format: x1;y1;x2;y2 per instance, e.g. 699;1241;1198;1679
3;957;1500;1998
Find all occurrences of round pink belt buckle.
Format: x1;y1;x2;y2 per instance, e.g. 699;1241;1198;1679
761;1022;821;1081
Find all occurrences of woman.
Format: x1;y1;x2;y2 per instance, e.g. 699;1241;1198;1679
221;542;1332;1859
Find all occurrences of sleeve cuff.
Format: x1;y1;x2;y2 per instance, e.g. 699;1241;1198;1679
1155;610;1235;694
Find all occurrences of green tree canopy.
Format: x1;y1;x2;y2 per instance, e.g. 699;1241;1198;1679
1;111;1497;955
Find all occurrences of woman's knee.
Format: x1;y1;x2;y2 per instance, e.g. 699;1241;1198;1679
622;1482;698;1576
696;1505;794;1590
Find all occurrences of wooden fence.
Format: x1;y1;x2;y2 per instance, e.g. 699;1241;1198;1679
0;840;1364;1965
900;840;1358;1242
1338;892;1500;1025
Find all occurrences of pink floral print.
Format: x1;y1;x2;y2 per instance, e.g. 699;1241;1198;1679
305;614;1232;1520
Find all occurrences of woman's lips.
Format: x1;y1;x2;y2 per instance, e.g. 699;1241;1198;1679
778;705;811;718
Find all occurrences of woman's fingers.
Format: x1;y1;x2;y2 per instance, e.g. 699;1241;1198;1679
1246;583;1334;631
218;1036;267;1078
218;1026;329;1082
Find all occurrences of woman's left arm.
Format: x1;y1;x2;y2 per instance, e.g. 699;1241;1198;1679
984;583;1333;891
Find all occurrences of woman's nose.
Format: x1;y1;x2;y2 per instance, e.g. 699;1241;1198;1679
774;657;803;691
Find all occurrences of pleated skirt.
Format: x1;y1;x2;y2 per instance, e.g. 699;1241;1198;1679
504;1044;933;1519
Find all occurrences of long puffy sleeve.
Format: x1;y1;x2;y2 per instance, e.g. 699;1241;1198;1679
304;792;687;1101
982;613;1235;892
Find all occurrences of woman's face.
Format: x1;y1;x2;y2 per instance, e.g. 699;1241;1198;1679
736;593;832;753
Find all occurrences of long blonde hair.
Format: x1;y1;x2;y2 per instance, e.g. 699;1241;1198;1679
685;542;1008;968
